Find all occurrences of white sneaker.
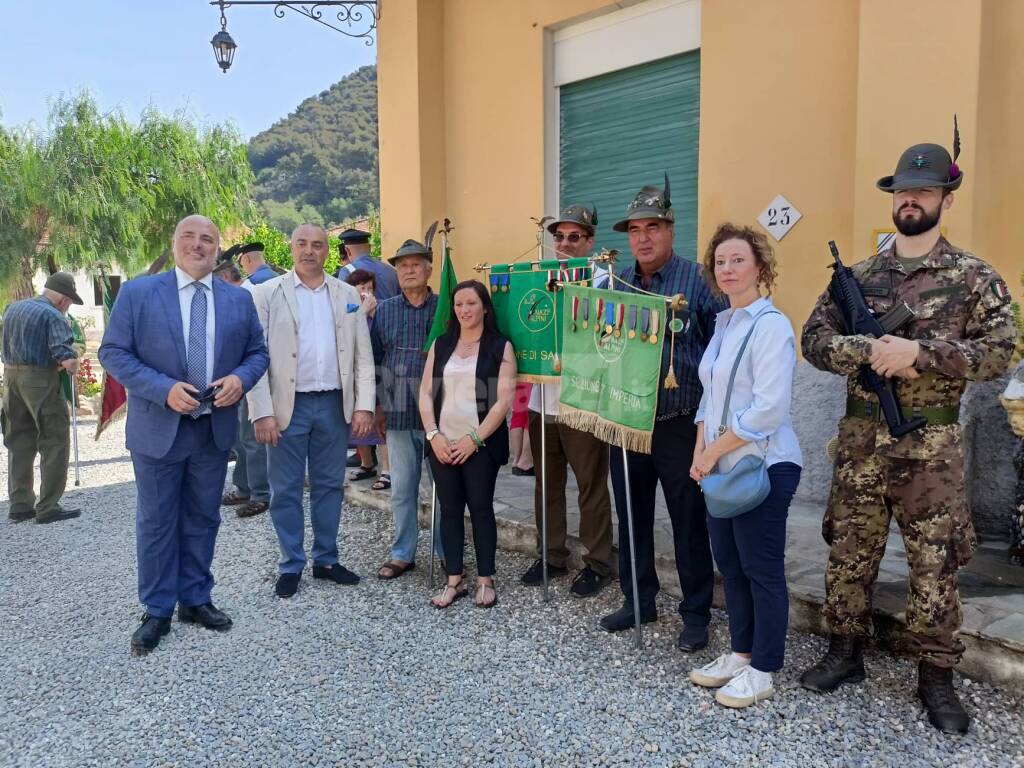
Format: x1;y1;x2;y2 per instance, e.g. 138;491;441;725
715;666;775;708
689;653;751;688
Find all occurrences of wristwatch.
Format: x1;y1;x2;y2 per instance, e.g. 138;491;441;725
426;429;440;441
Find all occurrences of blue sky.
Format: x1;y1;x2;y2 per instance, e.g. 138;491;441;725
0;1;376;139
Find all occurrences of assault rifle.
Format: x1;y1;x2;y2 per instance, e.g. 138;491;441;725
827;240;927;438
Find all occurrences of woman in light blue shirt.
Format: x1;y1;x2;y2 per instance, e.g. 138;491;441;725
688;223;802;709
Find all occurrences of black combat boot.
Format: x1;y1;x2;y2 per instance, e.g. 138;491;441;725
799;634;866;692
917;661;970;734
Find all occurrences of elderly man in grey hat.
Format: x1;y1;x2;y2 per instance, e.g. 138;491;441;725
2;272;84;524
599;176;725;654
371;231;445;579
520;204;615;597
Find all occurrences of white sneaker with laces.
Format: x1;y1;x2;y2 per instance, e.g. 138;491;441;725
715;666;775;708
689;652;751;688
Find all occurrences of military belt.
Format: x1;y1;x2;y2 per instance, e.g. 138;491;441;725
845;397;959;426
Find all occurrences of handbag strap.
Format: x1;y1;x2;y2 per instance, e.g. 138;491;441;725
715;307;781;436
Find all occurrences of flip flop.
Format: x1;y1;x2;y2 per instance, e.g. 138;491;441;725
377;560;415;580
370;473;391;491
475;582;498;609
349;466;378;482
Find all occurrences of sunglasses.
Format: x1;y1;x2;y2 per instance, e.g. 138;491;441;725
553;232;588;243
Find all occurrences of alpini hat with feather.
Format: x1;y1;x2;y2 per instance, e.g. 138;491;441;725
613;173;675;232
877;116;965;192
388;221;438;266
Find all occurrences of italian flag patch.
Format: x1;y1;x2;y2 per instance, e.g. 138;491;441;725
992;279;1011;303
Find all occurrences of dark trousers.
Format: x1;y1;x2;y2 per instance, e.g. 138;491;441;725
430;450;500;577
609;415;713;626
131;416;228;618
707;463;801;672
528;412;614;574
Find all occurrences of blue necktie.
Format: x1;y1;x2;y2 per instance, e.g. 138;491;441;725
187;281;209;418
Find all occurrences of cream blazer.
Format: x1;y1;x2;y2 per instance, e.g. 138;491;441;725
247;271;375;430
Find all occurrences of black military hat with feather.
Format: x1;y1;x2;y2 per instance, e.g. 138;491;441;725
877;115;964;192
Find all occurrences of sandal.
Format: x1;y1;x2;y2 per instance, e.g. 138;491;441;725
431;579;468;609
221;490;250;506
349;465;378;482
474;580;498;609
370;473;391;491
377;560;415;580
237;500;269;518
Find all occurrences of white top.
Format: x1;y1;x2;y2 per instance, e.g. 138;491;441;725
439;353;481;438
175;267;215;387
293;273;341;393
696;297;802;471
527;381;560;416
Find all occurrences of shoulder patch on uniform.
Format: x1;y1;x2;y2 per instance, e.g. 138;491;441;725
991;279;1012;304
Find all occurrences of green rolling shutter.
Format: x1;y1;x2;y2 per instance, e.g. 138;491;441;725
559;51;700;263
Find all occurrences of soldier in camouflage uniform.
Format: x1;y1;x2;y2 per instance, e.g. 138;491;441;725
799;140;1017;734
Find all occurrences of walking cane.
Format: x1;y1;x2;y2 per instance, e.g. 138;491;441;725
620;443;642;649
70;373;81;487
428;482;438;590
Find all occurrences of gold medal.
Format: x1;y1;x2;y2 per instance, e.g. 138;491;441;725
650;333;659;344
605;323;613;335
628;329;636;339
582;320;588;329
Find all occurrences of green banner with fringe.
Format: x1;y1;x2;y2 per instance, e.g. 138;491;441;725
488;258;591;383
558;284;666;454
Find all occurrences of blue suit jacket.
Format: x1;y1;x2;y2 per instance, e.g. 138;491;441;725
99;271;270;460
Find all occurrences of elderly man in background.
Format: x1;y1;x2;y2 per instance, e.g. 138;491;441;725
250;223;376;598
2;272;84;524
100;214;269;654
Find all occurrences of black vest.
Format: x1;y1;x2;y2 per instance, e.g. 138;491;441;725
430;329;510;466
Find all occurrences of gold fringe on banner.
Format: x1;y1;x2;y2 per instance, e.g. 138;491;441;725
518;373;562;385
557;404;654;455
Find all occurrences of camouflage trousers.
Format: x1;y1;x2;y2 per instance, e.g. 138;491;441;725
822;451;976;668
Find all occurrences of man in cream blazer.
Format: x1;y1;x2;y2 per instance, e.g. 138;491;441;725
249;224;375;598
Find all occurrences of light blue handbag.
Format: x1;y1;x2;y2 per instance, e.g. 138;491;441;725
700;309;779;519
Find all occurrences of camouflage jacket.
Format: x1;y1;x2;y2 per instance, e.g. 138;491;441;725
802;236;1017;460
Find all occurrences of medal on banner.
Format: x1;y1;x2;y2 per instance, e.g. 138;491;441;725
571;295;580;332
490;275;499;293
594;298;604;334
613;303;625;338
640;307;650;341
627;305;638;340
650;308;660;345
582;297;590;329
501;274;510;293
604;300;615;336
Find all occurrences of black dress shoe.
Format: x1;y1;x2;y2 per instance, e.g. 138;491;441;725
570;565;612;597
520;558;569;586
599;603;657;632
276;572;301;598
8;508;35;522
313;563;360;585
35;506;80;524
131;614;171;655
178;603;232;631
677;624;709;653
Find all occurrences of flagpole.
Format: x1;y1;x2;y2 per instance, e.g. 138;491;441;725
428;482;438;590
539;382;550;602
620;442;641;649
71;375;81;487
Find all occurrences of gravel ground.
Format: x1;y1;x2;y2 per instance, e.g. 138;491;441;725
1;418;1023;768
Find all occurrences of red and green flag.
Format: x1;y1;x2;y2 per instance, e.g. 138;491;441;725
95;270;127;439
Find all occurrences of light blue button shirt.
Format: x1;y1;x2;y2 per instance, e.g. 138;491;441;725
695;297;802;470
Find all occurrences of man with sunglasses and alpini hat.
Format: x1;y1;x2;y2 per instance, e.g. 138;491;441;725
800;122;1017;734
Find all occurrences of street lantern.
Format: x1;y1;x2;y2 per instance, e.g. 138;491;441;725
211;28;237;73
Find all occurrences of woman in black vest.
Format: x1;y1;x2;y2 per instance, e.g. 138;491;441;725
418;280;516;609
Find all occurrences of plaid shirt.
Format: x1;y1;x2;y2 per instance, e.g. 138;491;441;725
614;253;725;417
1;296;76;368
371;290;438;432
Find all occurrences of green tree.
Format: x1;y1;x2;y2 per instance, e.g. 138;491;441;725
0;93;255;299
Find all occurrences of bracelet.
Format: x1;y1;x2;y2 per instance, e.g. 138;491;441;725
469;430;485;449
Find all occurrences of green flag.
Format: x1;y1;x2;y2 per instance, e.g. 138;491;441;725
488;258;591;383
558;284;667;454
60;313;87;403
424;243;458;351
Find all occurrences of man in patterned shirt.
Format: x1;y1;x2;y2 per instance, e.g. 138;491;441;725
599;178;725;653
2;272;83;524
371;236;444;579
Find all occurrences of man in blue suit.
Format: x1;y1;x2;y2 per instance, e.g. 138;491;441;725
99;214;269;655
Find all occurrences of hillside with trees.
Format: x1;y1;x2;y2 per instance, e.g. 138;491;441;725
248;64;378;231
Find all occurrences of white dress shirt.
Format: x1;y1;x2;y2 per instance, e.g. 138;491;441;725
293;273;341;392
175;267;215;387
696;296;802;471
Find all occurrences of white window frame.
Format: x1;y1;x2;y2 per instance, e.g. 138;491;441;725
544;0;701;217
